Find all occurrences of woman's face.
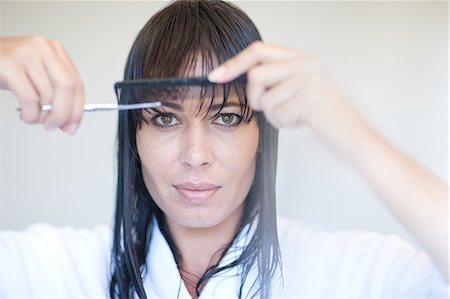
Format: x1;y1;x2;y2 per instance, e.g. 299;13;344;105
136;88;259;229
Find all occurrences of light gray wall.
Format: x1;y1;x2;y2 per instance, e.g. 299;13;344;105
1;1;447;249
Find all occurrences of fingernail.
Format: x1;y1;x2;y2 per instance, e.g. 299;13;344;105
208;66;227;82
65;123;79;135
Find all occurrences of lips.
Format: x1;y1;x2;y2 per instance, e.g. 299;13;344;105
173;182;221;203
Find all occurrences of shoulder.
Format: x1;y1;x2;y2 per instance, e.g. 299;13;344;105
276;216;415;255
2;222;112;260
1;223;112;297
275;216;448;297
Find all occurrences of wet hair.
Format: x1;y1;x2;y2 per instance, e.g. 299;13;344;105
110;1;280;298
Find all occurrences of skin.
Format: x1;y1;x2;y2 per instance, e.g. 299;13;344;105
0;36;84;134
209;41;449;283
2;35;448;292
136;91;259;297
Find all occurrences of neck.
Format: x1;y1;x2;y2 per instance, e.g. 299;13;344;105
165;205;244;298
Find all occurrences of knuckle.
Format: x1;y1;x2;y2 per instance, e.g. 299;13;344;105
21;94;39;105
40;91;53;104
14;44;31;59
49;39;64;51
249;41;263;53
36;86;54;104
247;68;263;84
27;35;52;52
57;78;76;92
251;40;263;49
20;110;40;124
15;36;50;59
28;35;48;46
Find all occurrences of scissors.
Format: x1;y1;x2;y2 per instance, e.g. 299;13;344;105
35;102;162;112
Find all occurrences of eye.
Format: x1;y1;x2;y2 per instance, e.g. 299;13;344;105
213;113;242;127
152;113;180;128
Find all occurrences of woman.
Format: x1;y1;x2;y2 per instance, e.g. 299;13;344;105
0;0;448;298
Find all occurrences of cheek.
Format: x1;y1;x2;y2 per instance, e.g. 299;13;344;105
135;121;259;193
218;122;259;190
135;121;259;227
224;129;258;172
136;127;176;191
137;124;182;163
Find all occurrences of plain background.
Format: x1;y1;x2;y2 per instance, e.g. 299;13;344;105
0;1;447;249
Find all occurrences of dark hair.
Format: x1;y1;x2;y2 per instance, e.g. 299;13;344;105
110;1;281;298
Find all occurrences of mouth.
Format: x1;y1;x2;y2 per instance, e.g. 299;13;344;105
173;182;221;204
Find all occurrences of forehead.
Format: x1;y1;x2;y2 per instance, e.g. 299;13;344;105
158;87;244;114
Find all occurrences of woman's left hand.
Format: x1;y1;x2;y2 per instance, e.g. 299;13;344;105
209;41;449;283
208;41;367;160
208;41;351;131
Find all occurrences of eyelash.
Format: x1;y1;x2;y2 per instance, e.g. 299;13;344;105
150;113;179;129
212;113;244;128
149;113;244;129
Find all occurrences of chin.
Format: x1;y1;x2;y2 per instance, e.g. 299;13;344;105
167;209;228;229
180;217;222;229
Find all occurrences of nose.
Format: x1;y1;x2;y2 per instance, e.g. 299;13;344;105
179;122;214;168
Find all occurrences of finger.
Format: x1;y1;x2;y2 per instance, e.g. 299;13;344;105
60;83;84;135
208;41;300;83
269;97;305;129
258;77;301;128
49;41;84;135
246;61;296;110
38;41;80;131
6;68;41;124
25;55;54;124
41;54;76;130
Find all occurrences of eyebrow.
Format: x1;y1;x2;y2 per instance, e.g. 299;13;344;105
160;101;243;111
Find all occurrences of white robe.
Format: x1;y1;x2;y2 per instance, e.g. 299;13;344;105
1;217;448;298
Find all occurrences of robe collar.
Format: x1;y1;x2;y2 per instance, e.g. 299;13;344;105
144;217;258;299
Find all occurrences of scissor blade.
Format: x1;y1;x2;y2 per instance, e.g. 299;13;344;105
84;102;162;112
16;102;162;113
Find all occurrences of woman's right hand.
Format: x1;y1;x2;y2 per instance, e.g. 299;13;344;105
0;36;84;135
